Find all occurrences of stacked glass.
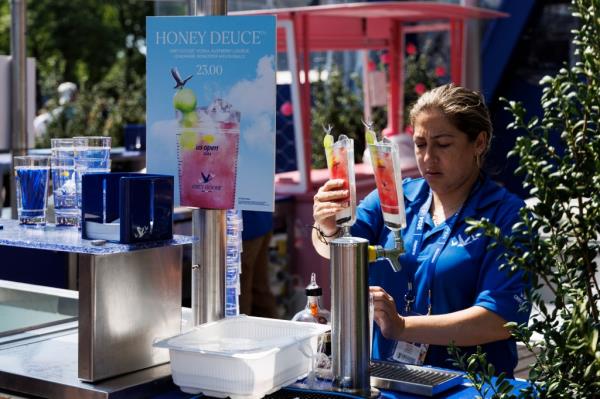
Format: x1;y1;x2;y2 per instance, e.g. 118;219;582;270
73;136;111;210
14;155;50;226
50;138;78;226
49;136;111;227
225;209;243;317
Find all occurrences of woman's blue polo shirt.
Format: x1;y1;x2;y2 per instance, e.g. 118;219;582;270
350;175;531;377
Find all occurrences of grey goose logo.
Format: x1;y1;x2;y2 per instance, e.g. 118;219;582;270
450;233;480;247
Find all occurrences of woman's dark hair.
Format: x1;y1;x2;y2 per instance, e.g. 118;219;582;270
408;83;493;159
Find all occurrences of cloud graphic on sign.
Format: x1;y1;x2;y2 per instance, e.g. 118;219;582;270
225;55;275;150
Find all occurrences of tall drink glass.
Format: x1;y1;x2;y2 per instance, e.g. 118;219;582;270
51;156;79;226
14;155;50;226
50;138;79;226
368;139;406;230
324;133;356;231
51;138;75;159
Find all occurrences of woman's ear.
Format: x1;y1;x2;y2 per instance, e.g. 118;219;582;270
475;131;487;155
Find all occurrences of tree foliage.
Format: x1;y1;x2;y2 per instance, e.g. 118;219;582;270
0;0;150;147
454;0;600;397
311;68;365;169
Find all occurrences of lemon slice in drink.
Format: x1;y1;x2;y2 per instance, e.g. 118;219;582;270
365;128;377;146
202;134;215;144
323;134;334;170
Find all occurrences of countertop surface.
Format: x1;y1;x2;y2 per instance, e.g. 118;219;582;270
0;218;195;254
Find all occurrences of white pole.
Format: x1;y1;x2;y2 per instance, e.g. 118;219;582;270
9;0;28;219
461;0;481;90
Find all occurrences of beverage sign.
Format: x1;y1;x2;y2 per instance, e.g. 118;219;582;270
146;16;276;211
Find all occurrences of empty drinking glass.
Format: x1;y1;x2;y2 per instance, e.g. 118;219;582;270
73;136;111;208
73;136;111;174
14;155;50;226
50;138;75;159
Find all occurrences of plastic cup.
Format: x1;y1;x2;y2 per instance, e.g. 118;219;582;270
14;155;50;226
51;156;79;226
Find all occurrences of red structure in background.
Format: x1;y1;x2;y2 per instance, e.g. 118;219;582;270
237;2;506;193
236;2;507;309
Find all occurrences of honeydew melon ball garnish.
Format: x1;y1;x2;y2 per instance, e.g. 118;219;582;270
181;111;198;128
179;129;197;151
174;88;197;113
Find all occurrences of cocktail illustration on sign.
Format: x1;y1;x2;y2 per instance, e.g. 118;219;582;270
173;67;241;209
323;125;357;235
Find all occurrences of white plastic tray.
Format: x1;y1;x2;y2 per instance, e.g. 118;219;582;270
154;315;330;399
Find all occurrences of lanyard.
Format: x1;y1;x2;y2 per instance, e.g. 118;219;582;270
404;190;464;314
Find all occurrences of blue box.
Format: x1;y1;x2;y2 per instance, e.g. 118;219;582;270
124;124;146;151
81;173;174;243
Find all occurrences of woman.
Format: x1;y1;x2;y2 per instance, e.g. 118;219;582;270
312;84;530;377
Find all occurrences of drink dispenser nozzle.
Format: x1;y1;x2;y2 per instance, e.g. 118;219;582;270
368;230;404;272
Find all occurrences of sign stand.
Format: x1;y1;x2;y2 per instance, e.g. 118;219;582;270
190;0;228;326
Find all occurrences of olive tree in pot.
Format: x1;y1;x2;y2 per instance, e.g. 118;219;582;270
451;0;599;397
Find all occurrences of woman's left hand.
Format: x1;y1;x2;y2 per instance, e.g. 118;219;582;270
370;286;405;341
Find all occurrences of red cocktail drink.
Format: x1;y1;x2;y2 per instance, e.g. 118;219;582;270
369;144;406;230
325;135;356;228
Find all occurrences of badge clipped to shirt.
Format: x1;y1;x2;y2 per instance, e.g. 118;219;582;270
392;291;431;366
391;340;429;366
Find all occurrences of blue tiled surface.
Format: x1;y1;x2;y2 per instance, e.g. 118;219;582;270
0;218;195;255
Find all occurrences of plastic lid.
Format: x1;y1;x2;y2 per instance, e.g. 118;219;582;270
305;272;322;296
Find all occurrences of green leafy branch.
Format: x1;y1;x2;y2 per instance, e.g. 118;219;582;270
450;0;600;397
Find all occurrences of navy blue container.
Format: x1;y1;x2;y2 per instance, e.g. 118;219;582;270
81;172;173;243
124;124;146;151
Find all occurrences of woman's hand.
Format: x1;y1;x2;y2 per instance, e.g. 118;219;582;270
370;286;405;341
313;179;349;235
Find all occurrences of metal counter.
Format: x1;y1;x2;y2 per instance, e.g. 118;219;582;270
0;281;195;398
0;219;194;386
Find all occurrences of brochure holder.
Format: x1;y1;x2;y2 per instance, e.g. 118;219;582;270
81;172;174;243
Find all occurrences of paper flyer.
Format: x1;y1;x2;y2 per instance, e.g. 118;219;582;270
146;16;276;211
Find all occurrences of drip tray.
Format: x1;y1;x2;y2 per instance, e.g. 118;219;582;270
370;360;464;397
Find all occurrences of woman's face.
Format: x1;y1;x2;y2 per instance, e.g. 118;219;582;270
413;108;485;196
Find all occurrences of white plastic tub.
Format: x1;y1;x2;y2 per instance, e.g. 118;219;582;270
154;315;330;399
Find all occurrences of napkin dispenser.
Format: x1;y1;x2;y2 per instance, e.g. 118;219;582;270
81;173;174;243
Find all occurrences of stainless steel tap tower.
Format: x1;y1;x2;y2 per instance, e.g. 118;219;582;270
330;236;377;398
190;0;228;326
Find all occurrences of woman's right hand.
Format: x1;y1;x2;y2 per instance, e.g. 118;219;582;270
312;178;349;235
